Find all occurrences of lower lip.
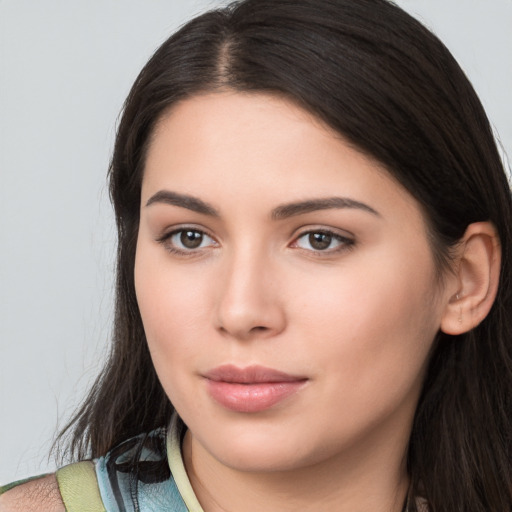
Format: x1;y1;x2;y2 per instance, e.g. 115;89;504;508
206;380;307;413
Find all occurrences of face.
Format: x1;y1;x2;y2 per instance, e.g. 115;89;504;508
135;92;451;474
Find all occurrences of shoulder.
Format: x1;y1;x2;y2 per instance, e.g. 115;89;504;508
0;474;65;511
0;427;173;512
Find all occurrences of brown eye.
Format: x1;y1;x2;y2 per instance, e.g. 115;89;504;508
180;230;203;249
160;228;217;253
309;232;332;250
293;230;354;253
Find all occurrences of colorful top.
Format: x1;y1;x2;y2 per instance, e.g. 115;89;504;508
0;414;204;511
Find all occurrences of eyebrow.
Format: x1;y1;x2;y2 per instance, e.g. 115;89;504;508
146;190;380;219
146;190;219;216
271;197;380;220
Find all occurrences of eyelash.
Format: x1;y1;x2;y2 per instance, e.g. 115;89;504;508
292;229;355;255
157;227;218;256
156;227;355;256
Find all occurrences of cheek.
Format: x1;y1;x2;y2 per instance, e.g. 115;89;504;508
134;244;212;363
295;247;441;396
134;252;213;413
297;245;438;336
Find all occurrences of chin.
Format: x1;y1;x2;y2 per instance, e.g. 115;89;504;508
194;423;329;474
214;444;311;473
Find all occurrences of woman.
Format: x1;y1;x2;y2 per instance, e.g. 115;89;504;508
2;0;511;510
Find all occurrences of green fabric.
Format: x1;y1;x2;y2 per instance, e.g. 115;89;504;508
167;414;204;511
56;461;106;512
0;463;106;512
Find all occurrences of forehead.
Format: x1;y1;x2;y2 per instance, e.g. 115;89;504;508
142;91;421;222
148;91;341;171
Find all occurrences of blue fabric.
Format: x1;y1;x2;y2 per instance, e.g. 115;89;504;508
94;428;189;512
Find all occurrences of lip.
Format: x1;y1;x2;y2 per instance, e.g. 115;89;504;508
203;365;308;413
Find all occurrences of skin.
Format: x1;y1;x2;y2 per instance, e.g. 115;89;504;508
0;475;65;511
2;91;499;512
134;91;458;512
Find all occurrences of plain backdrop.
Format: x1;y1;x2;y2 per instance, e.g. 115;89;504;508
1;0;511;483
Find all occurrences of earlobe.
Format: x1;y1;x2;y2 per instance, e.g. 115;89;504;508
440;222;501;335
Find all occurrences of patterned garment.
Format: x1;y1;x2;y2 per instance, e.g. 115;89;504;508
92;427;188;511
0;414;204;511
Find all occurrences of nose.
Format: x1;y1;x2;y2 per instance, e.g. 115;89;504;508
215;248;286;341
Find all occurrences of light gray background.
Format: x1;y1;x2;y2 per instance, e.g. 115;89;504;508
1;0;511;482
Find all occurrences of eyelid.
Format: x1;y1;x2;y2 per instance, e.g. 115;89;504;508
156;225;219;255
155;224;354;256
289;226;355;254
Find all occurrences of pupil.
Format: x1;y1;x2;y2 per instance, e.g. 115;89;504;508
180;230;202;249
309;232;331;250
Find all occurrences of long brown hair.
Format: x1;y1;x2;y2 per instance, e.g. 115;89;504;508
58;1;512;510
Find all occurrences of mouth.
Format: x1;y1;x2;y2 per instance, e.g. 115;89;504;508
203;364;308;413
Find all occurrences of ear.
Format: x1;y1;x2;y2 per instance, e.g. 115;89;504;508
440;222;501;335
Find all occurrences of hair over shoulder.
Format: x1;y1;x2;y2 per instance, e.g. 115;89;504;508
56;1;512;510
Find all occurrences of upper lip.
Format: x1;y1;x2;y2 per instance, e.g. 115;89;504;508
203;364;307;384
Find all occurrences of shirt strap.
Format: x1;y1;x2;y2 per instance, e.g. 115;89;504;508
56;460;106;512
167;413;205;512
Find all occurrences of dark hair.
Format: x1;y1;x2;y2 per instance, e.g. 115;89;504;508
58;0;512;510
